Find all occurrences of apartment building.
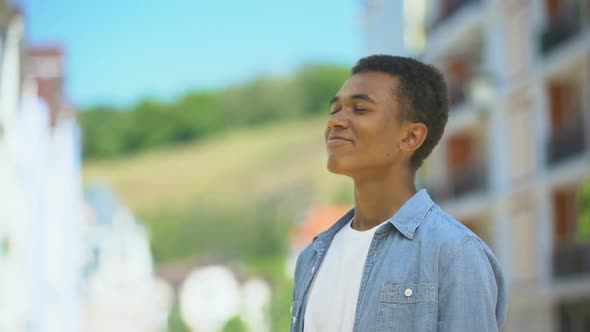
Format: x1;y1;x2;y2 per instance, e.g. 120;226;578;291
0;2;85;330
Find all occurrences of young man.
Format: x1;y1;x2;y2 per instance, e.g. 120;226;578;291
290;55;507;332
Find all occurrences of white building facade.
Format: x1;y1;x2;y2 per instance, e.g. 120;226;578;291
2;2;172;331
0;4;31;331
1;2;85;331
82;184;173;332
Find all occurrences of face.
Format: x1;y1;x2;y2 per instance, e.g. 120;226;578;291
325;71;416;177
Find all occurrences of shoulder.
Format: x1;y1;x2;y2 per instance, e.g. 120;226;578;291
420;205;480;246
420;205;498;275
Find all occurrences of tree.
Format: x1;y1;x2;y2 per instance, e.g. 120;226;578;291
79;64;349;160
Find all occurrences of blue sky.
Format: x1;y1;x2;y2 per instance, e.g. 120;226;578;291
16;0;363;107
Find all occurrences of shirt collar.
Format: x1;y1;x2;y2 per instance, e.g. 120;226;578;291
312;189;435;252
387;189;435;240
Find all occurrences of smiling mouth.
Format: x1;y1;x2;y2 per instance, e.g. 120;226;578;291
327;138;352;146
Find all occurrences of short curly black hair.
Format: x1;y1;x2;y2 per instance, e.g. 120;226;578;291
352;55;449;171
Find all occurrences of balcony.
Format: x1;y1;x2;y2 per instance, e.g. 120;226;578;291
557;298;590;332
547;119;586;165
427;184;451;203
539;1;585;56
540;20;582;55
443;53;481;110
428;163;488;202
449;83;467;108
428;0;482;33
450;163;487;198
554;243;590;278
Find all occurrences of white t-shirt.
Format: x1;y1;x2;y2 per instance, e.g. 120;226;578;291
303;218;387;332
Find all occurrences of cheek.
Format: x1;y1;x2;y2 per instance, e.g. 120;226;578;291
367;126;401;162
361;121;397;149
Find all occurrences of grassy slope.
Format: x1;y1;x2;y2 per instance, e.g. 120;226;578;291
83;117;353;261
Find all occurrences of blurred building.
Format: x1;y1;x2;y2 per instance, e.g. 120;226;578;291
364;0;590;331
0;3;29;331
82;184;172;332
26;44;84;332
1;1;85;331
27;47;69;127
363;0;427;56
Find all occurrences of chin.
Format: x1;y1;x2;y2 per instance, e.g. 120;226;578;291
326;157;351;176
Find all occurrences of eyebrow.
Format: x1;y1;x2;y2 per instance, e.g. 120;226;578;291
329;94;376;106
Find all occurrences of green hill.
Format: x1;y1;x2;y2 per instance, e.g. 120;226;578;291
83;117;353;263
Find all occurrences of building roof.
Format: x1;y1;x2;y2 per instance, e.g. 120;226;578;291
28;45;64;57
290;205;351;251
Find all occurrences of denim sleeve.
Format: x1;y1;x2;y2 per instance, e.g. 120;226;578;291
290;253;303;332
438;236;506;332
290;246;312;332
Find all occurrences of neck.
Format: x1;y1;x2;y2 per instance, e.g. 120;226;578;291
352;167;416;231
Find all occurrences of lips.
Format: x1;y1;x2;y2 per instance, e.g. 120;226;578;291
327;135;353;146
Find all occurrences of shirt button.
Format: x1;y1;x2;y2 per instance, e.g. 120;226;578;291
404;288;413;297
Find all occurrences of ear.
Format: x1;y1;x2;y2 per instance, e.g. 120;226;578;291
399;122;428;153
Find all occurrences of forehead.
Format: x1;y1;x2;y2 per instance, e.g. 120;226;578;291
336;71;399;104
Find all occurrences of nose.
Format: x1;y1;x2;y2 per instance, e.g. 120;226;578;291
327;111;350;130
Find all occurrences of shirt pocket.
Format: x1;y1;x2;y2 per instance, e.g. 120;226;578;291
376;282;437;332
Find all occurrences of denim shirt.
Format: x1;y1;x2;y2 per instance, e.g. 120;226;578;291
290;189;507;332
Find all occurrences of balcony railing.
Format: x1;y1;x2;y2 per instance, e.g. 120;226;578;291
449;84;467;108
539;10;583;55
426;185;451;203
450;163;487;198
428;0;482;33
547;119;586;165
427;163;488;202
553;243;590;278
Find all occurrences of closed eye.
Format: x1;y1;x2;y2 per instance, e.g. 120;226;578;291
354;108;369;113
329;108;341;115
